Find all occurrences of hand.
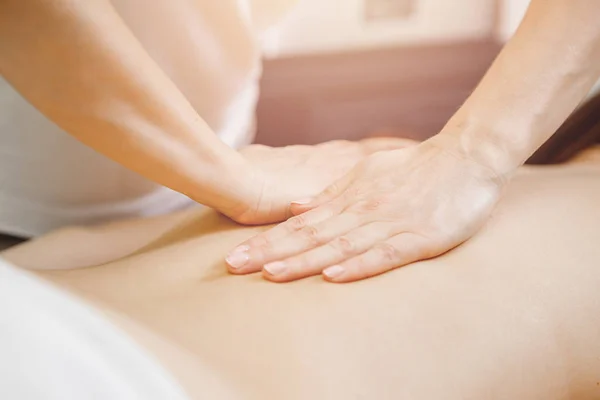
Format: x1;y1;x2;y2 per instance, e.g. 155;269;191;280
225;138;506;282
225;138;417;224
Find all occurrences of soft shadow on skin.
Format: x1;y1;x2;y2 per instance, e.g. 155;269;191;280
2;208;253;272
201;261;265;284
124;209;278;283
153;208;447;285
132;209;247;257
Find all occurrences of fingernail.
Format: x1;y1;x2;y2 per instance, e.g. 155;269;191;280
226;251;249;269
291;198;312;206
264;261;287;276
323;265;345;279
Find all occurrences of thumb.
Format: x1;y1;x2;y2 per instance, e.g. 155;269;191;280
290;173;353;215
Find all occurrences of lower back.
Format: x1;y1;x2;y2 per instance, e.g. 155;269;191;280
37;165;600;399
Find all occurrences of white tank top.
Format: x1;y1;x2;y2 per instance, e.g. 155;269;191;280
0;0;294;237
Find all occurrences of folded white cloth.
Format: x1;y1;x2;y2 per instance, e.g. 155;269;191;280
0;257;189;400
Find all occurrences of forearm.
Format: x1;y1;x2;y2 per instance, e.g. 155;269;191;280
435;0;600;178
0;0;252;213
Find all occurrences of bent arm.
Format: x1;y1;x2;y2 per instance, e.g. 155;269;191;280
0;0;254;214
436;0;600;178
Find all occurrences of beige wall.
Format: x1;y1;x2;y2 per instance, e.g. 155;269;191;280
262;0;496;57
262;0;600;97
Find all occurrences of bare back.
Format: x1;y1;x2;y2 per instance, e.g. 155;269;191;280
9;163;600;400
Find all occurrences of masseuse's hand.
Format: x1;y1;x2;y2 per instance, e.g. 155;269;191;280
226;138;506;282
228;138;417;224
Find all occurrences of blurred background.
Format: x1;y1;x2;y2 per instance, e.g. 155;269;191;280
253;0;598;146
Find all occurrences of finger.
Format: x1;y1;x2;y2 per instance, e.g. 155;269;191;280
290;172;354;215
262;221;398;282
226;203;343;273
358;137;420;153
322;232;435;283
254;212;363;268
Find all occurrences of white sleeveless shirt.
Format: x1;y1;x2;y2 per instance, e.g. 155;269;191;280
0;0;294;237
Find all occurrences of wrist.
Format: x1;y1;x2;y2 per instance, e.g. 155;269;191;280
182;149;260;216
430;115;525;185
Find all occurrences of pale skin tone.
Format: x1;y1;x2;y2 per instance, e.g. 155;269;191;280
0;0;247;215
3;154;600;399
0;0;401;223
226;0;600;282
2;1;600;283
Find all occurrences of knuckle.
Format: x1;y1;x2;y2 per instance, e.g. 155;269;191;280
323;183;339;196
301;225;322;245
287;215;307;231
331;236;356;256
255;240;275;256
347;193;395;215
346;200;378;214
357;199;382;212
363;200;382;211
375;242;400;262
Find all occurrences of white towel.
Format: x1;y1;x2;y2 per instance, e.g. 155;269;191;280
0;258;189;400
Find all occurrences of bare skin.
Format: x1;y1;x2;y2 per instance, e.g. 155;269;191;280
4;155;600;400
0;0;248;213
3;0;599;284
227;0;600;281
0;0;398;223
